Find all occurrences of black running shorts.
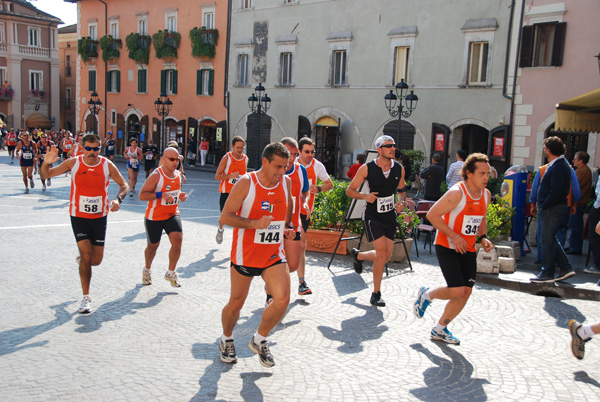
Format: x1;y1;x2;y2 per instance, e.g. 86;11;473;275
232;259;284;277
70;215;107;247
435;245;477;288
364;216;396;242
144;215;183;244
301;213;310;233
219;192;230;212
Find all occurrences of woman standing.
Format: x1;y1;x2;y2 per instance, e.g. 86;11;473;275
125;138;143;197
199;137;209;166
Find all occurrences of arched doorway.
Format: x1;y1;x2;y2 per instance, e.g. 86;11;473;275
547;122;588;164
383;119;415;151
85;113;98;133
199;119;218;165
127;114;140;143
460;124;489;155
246;113;272;170
315;116;339;176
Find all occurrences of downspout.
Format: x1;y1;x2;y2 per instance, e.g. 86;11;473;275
98;0;107;138
224;0;232;146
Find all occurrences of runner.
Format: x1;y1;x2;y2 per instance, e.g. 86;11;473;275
347;135;406;306
40;134;129;314
6;128;17;164
60;132;74;162
15;131;36;193
219;142;294;368
31;129;40;174
142;137;159;178
138;146;188;287
103;131;116;162
296;137;334;295
36;133;55;191
413;153;493;345
124;138;143;197
67;132;85;158
214;136;248;244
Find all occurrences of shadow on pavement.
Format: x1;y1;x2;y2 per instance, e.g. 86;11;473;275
74;284;176;333
409;342;489;402
179;249;230;279
239;372;273;402
574;371;600;388
0;301;75;357
120;231;147;243
543;297;587;329
317;296;388;353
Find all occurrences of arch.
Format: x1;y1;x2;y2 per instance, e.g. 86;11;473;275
305;106;361;147
198;116;218;125
449;118;493;132
373;117;426;153
123;107;143;122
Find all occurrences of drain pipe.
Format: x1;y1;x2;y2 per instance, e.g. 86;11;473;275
224;0;232;146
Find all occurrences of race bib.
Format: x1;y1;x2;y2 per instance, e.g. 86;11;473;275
130;159;139;168
65;144;72;149
146;153;153;160
228;177;239;185
79;195;103;214
254;220;285;244
377;195;395;213
22;152;33;160
461;215;482;236
160;190;180;206
107;145;114;151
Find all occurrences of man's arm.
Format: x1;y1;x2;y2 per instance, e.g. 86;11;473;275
40;145;75;180
529;170;541;203
215;154;238;181
220;176;272;230
138;171;160;201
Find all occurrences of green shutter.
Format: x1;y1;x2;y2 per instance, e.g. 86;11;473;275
197;70;202;95
160;70;166;93
89;71;96;91
208;69;214;96
106;70;112;92
172;70;178;94
116;71;121;93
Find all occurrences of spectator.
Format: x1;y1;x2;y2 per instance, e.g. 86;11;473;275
566;151;592;255
420;152;445;201
401;154;412;182
199;136;209;166
187;137;197;166
347;153;366;180
445;149;467;188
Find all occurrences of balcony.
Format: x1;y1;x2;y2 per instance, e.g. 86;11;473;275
19;45;49;58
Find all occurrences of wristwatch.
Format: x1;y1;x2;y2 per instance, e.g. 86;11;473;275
116;196;123;204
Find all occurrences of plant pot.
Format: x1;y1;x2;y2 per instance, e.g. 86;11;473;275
305;229;353;255
346;237;413;263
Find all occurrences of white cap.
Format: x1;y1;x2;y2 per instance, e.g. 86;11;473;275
375;135;395;148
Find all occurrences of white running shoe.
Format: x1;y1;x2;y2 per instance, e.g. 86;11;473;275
30;178;34;188
47;178;51;186
216;228;224;244
164;271;181;287
78;296;92;314
42;184;46;191
24;188;29;194
142;269;152;285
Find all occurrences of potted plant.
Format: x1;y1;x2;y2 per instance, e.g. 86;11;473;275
99;35;122;62
485;201;515;242
189;27;219;58
29;89;45;98
152;30;181;60
125;32;151;64
77;37;98;63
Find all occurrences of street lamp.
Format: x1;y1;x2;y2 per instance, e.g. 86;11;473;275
595;52;600;76
248;82;271;168
154;92;173;150
384;79;418;142
87;91;102;134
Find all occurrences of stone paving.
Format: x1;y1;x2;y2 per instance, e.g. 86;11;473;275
1;153;600;401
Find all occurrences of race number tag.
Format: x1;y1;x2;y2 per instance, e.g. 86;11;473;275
160;190;180;206
79;195;103;214
146;152;153;160
107;145;115;151
461;215;482;236
22;152;33;159
254;220;284;244
65;144;72;149
130;159;139;168
377;195;395;213
228;177;239;185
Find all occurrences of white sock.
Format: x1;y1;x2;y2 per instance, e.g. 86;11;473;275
433;323;445;333
144;268;151;273
424;290;432;302
253;332;267;344
218;228;224;233
578;324;595;340
221;334;233;343
166;270;175;277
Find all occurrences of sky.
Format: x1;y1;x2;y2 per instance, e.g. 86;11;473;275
31;0;77;27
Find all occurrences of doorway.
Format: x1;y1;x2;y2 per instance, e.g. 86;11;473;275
127;115;140;143
460;124;489;155
315;116;339;177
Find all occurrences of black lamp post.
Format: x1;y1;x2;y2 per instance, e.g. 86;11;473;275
87;91;102;135
154;92;173;151
248;82;271;167
384;79;418;142
595;52;600;76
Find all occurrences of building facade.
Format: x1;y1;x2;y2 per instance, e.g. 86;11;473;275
70;0;228;161
228;0;516;176
0;0;62;130
58;23;77;132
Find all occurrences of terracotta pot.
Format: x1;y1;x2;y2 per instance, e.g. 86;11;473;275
305;229;353;255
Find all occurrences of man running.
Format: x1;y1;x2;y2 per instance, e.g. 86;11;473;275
413;153;493;345
67;132;85;158
347;135;406;307
125;138;143;197
296;137;334;294
15;131;36;193
138;146;188;287
6;128;17;163
143;137;159;178
36;133;55;190
40;134;129;314
214;136;248;244
103;131;116;162
219;142;294;368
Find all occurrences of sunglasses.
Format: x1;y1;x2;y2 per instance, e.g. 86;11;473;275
302;150;315;154
164;156;179;162
84;146;101;151
379;143;395;148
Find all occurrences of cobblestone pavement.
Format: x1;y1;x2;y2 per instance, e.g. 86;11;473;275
1;153;600;401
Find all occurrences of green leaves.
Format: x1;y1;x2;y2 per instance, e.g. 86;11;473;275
485;201;515;241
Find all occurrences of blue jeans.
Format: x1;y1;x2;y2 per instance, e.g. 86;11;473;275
568;205;585;253
540;204;572;275
589;206;600;269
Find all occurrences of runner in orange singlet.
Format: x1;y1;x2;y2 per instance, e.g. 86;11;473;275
6;129;17;163
67;132;85;158
41;134;129;314
413;153;493;345
219;142;294;368
138;147;188;288
215;136;248;244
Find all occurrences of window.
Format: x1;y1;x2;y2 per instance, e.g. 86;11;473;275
28;27;40;47
468;42;488;85
138;16;148;35
88;70;97;92
165;13;177;32
111;110;117;126
241;0;252;9
110;20;119;39
30;71;42;91
107;70;120;93
393;46;410;84
0;67;6;87
204;12;214;30
160;69;178;94
137;69;147;93
0;22;5;43
197;69;214;96
520;22;566;68
237;54;249;86
66;88;72;108
280;52;293;86
88;23;97;40
66;55;72;77
332;50;347;86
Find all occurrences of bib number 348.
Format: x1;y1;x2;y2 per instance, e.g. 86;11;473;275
461;215;482;235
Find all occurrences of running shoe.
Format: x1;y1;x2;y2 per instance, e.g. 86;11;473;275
569;320;589;360
42;184;46;191
216;228;224;244
164;271;181;287
370;291;386;307
78;296;92;314
584;267;600;274
298;281;312;295
431;327;460;345
142;269;152;286
554;269;575;281
30;178;34;188
248;337;275;368
414;286;431;318
351;248;362;274
129;191;134;198
47;178;51;186
265;294;273;308
219;339;238;364
24;188;29;194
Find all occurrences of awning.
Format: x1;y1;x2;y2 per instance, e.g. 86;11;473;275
555;88;600;133
316;116;338;127
25;113;51;128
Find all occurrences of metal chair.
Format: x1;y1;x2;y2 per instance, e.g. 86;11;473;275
414;200;436;254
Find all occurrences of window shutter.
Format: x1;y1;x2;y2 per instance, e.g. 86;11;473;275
116;71;121;92
106;70;112;92
172;70;178;94
551;22;567;67
208;70;214;95
197;70;202;95
519;25;534;68
160;70;166;93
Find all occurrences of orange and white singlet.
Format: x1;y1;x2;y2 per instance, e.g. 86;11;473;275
72;143;85;156
300;158;329;216
145;167;182;221
434;181;490;252
219;152;249;194
6;132;17;146
69;155;110;218
62;138;74;151
231;172;289;268
287;162;307;230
